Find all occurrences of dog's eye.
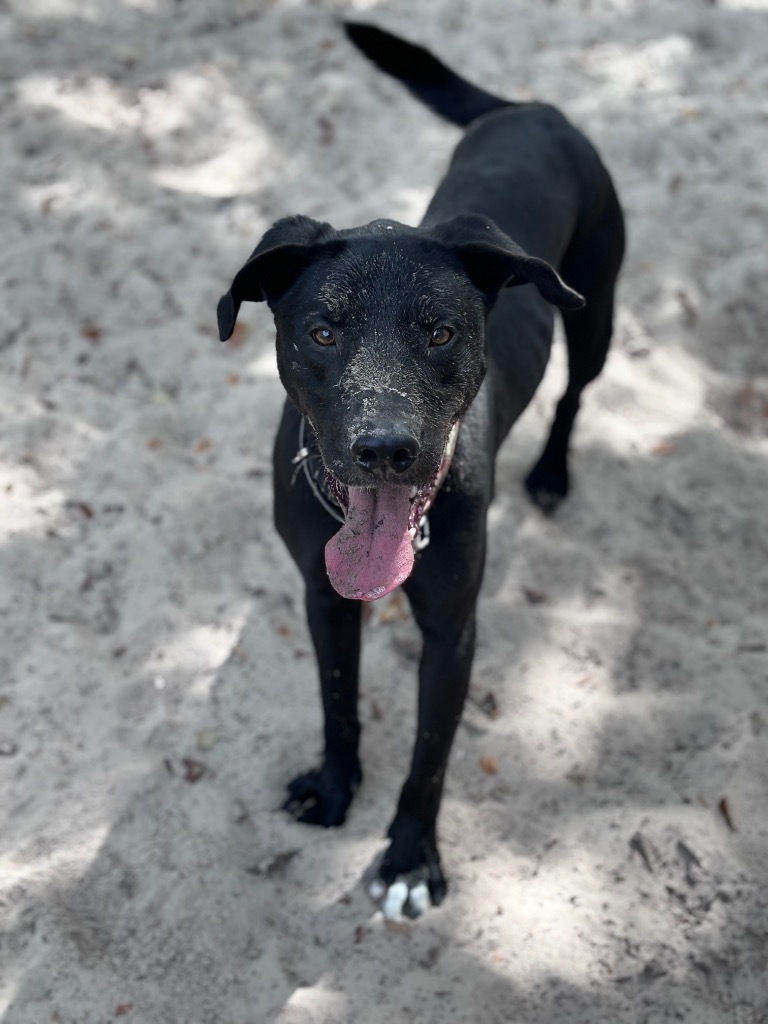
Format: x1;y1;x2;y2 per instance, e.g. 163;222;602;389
310;327;336;346
429;326;454;347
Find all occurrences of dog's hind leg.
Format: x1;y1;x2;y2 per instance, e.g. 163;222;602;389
525;196;625;512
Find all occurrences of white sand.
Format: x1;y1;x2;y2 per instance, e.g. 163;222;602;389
1;1;767;1021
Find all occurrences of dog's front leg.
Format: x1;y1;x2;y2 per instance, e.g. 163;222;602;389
283;579;363;828
274;406;364;828
374;489;487;915
380;610;476;910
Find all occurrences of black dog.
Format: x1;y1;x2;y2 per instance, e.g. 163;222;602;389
218;24;624;917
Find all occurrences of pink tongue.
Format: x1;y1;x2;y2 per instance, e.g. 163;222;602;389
325;485;414;601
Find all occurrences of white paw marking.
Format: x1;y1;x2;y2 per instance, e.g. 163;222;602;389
368;877;431;920
368;878;387;902
382;880;409;920
407;881;430;918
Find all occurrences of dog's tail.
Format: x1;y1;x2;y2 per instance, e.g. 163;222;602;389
344;22;512;128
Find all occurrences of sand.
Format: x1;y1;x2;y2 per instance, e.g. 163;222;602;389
1;0;767;1021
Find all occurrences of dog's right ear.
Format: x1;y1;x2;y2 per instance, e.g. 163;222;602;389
217;216;340;341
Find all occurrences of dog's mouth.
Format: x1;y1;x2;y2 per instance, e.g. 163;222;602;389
324;459;448;536
322;424;458;602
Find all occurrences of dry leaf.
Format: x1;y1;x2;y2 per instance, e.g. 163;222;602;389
717;796;736;832
81;323;103;342
67;499;94;519
227;321;250;348
651;440;676;456
379;590;408;623
181;758;207;783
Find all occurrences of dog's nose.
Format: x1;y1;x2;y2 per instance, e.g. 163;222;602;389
352;431;420;475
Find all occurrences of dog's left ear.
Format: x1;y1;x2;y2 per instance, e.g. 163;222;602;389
217;216;341;341
431;214;585;310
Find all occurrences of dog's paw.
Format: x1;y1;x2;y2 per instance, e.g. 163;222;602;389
283;760;362;828
524;460;569;514
368;825;447;919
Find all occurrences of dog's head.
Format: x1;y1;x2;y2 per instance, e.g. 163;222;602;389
218;213;583;599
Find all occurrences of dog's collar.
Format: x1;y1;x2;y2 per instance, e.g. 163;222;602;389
293;418;346;525
292;419;460;553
